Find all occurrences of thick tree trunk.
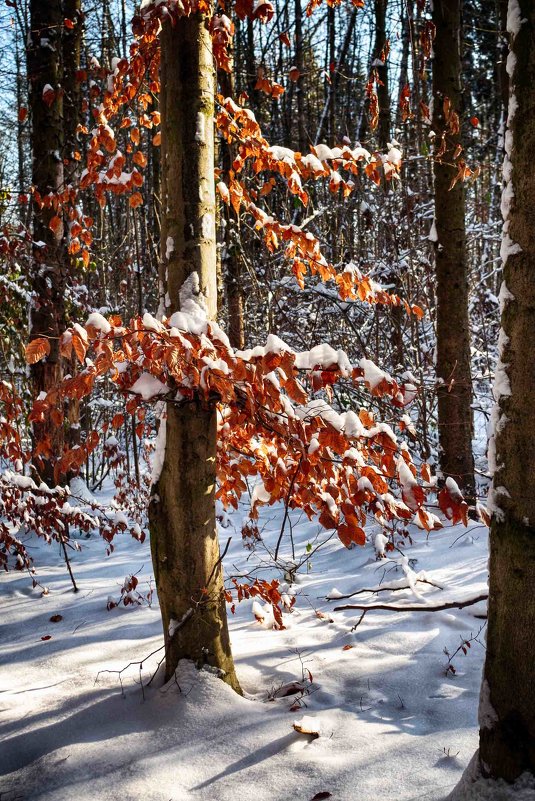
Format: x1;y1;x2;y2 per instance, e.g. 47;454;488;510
149;8;241;692
478;0;535;781
27;0;66;485
432;0;475;502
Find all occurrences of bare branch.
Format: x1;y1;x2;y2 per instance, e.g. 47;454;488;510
333;593;488;614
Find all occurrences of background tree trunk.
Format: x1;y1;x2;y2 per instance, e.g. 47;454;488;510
432;0;475;502
219;66;245;349
294;0;307;152
27;0;66;485
62;0;83;457
148;7;241;692
374;0;390;149
478;0;535;781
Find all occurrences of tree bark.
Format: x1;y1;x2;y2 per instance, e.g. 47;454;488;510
478;0;535;781
432;0;475;502
148;7;241;692
27;0;66;485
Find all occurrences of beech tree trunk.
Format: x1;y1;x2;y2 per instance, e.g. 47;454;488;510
149;8;240;691
478;0;535;781
27;0;66;485
431;0;475;502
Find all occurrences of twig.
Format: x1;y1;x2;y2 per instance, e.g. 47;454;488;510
61;523;78;593
95;610;195;692
206;537;232;588
274;456;303;563
443;622;487;675
350;609;367;632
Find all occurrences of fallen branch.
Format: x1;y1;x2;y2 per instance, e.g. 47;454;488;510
327;576;443;601
333;593;488;614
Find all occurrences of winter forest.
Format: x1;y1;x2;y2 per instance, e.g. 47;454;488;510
0;0;534;799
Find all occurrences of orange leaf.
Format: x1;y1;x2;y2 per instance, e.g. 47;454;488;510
288;66;300;82
129;192;143;208
338;522;366;548
133;151;147;167
111;413;125;429
49;215;63;237
72;332;87;364
43;87;56;107
25;338;50;364
279;32;291;47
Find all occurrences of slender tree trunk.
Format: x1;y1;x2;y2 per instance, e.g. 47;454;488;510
294;0;307;152
62;0;82;177
218;66;245;349
432;0;475;502
15;40;26;203
316;7;358;145
27;0;66;485
327;6;336;145
148;7;241;691
63;0;83;456
374;0;390;149
478;0;535;782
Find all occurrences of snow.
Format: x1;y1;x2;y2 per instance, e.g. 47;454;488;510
315;143;334;162
179;271;208;319
251;479;271;507
359;357;392;390
165;236;174;260
0;496;492;801
142;311;163;332
268;145;295;164
85;311;111;334
195;113;205;144
130;373;169;401
447;752;535;800
506;0;523;36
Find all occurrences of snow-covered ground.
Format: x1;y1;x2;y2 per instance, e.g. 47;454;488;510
0;501;491;801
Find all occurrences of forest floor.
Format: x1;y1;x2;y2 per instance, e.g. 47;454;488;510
0;491;491;801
